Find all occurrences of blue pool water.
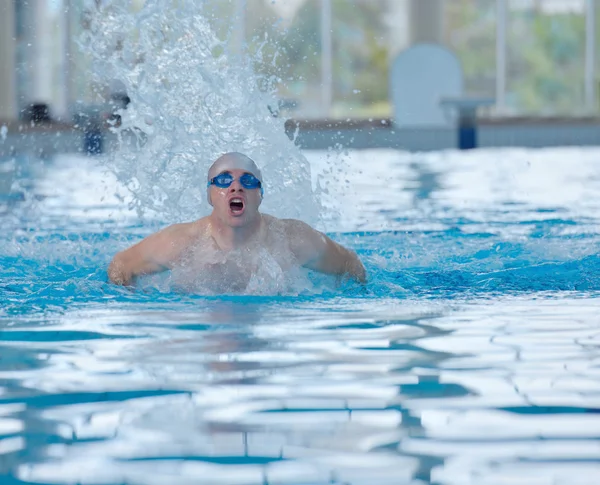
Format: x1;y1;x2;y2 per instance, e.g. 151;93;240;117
1;147;600;484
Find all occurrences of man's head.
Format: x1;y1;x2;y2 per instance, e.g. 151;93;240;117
207;152;263;227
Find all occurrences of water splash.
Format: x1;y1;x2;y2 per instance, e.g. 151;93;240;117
81;0;321;226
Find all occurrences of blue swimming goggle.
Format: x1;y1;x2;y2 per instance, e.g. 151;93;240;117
208;171;262;192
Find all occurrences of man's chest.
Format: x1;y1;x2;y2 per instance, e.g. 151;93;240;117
172;235;297;292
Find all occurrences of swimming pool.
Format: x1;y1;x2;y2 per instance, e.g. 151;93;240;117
1;147;600;484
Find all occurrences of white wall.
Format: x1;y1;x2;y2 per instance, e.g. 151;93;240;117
22;0;54;108
0;1;17;121
18;0;71;120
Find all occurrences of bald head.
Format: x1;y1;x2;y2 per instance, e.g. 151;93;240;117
207;152;263;206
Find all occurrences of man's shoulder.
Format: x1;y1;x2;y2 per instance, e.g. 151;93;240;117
264;216;327;263
264;215;326;252
161;218;209;241
263;214;313;234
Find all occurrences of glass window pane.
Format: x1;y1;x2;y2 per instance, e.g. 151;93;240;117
443;0;497;99
329;0;391;119
246;0;391;120
255;0;323;119
507;0;587;115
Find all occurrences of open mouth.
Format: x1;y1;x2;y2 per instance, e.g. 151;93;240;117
229;198;245;214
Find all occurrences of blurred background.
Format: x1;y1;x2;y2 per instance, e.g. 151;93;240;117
0;0;598;150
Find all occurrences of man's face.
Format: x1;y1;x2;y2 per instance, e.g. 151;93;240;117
209;169;262;227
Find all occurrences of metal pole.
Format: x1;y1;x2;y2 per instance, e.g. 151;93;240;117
585;0;597;111
410;0;443;44
496;0;507;113
321;0;332;118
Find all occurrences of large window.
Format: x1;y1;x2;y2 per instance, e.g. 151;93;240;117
16;0;600;120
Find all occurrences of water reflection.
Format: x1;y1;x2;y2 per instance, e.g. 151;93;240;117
0;300;471;483
306;147;600;233
406;159;443;206
1;292;599;483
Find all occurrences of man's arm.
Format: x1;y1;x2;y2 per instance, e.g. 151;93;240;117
286;220;366;283
108;223;191;286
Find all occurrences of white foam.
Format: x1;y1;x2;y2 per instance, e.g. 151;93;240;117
81;1;322;226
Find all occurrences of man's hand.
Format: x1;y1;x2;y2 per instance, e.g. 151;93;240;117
107;255;134;286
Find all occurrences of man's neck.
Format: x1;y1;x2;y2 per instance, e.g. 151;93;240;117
208;214;263;251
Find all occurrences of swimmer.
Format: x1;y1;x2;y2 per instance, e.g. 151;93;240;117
107;152;366;290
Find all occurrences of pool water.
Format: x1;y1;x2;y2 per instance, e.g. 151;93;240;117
1;147;600;484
